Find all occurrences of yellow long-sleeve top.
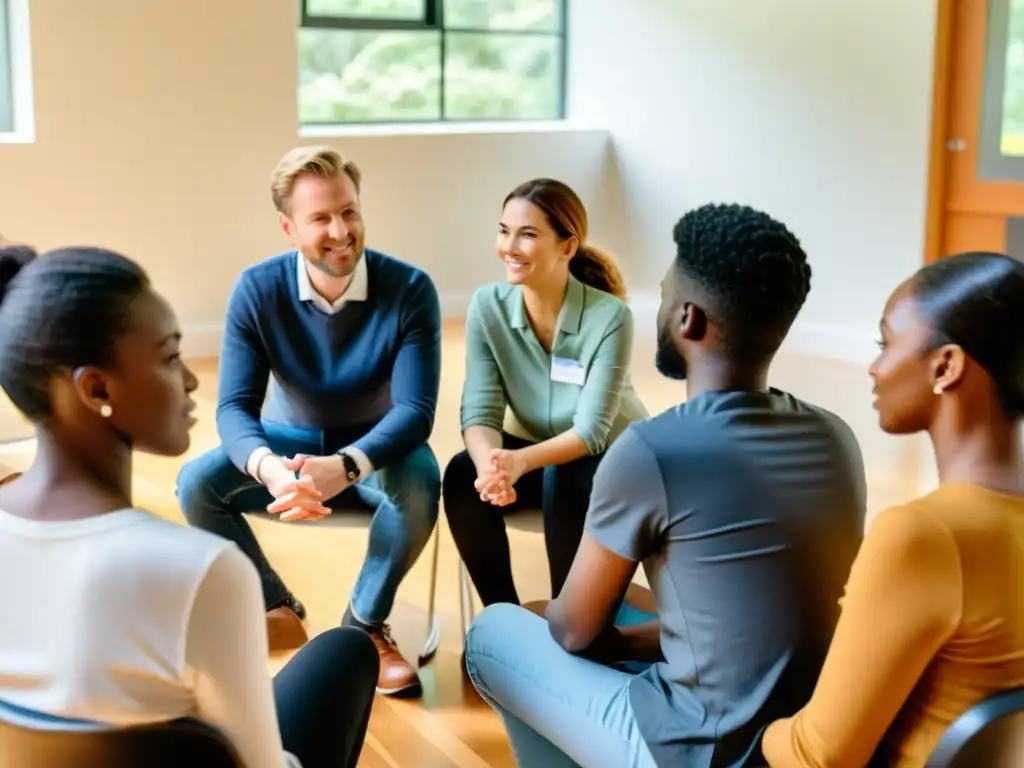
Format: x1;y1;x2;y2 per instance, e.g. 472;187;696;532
762;482;1024;768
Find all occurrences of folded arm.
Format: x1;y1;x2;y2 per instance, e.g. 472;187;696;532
460;292;509;472
547;428;667;657
348;275;442;471
570;308;635;456
761;506;962;768
215;278;273;473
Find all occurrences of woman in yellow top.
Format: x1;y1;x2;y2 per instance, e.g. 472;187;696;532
762;251;1024;767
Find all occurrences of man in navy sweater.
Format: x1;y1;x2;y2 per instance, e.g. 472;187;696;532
176;145;442;697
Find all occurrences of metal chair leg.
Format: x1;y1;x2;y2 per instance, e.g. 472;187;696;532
417;528;441;666
458;560;476;648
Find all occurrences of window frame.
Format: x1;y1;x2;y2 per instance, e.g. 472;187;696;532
0;0;13;134
298;0;569;126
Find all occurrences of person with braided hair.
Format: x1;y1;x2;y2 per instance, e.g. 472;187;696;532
463;204;867;767
763;252;1024;768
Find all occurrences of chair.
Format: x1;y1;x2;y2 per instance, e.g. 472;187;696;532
925;687;1024;767
419;508;545;664
0;698;244;767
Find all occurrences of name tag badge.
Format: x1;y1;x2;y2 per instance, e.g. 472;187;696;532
550;357;585;386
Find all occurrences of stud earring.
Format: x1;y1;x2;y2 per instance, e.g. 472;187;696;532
933;383;944;396
100;404;113;418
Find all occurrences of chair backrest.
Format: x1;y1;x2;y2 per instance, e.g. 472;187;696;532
925;687;1024;768
0;698;245;768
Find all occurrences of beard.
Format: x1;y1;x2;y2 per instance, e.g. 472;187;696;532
304;239;361;278
655;323;688;380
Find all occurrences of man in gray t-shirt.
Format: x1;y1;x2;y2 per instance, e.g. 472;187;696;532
463;203;866;768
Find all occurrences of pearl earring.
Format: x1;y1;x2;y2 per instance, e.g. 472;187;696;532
100;404;113;418
933;383;944;396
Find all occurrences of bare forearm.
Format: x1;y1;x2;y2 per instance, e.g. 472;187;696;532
463;425;503;473
518;430;589;474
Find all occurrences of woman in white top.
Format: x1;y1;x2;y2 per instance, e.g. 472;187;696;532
0;245;378;768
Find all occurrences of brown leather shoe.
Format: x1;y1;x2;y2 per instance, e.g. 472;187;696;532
266;605;308;652
366;623;422;697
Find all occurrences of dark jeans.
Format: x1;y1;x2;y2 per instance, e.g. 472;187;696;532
275;626;379;768
442;433;603;606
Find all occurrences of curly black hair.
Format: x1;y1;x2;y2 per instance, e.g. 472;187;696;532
0;244;150;418
671;203;812;360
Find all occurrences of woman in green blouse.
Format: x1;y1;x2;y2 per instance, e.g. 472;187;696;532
443;178;648;607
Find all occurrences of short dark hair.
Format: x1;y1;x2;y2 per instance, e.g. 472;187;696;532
913;251;1024;418
671;203;811;360
0;245;150;418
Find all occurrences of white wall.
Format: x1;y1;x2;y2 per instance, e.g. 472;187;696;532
566;0;941;509
0;0;615;356
569;0;939;363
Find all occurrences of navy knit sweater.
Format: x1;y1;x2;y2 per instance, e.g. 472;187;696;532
215;249;442;471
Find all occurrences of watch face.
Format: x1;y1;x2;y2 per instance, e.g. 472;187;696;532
342;453;359;480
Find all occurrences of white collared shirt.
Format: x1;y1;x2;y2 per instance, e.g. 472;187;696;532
295;250;368;315
244;252;374;482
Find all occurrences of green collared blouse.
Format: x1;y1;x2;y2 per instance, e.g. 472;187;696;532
461;274;649;455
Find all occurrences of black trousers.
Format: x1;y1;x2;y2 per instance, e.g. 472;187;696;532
442;433;604;606
274;626;379;768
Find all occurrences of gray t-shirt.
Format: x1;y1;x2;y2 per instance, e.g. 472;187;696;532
586;389;866;767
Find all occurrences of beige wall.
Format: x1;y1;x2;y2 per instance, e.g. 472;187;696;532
0;0;940;502
0;0;616;358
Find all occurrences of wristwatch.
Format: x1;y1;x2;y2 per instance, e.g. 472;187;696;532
339;451;361;483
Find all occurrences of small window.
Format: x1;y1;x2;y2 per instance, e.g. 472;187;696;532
298;0;567;125
0;0;13;133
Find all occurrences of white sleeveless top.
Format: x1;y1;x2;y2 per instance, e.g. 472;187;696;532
0;507;299;768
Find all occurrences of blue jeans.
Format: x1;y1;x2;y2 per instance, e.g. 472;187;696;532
176;421;440;625
466;603;658;768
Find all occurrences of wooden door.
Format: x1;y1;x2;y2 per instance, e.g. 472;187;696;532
927;0;1024;260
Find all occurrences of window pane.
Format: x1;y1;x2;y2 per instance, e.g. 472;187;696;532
443;0;561;32
443;32;561;120
298;28;441;123
306;0;425;21
0;0;11;133
1003;0;1024;155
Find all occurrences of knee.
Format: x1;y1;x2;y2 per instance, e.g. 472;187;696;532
307;627;380;695
466;603;535;663
175;448;235;518
381;445;440;528
441;451;477;513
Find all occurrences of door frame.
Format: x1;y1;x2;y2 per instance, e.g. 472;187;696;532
924;0;1024;261
924;0;956;263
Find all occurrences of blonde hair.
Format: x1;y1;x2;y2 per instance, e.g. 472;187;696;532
270;145;362;215
503;178;627;301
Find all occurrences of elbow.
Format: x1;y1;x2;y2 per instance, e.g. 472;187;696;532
408;406;435;444
461;411;504;434
549;621;593;655
546;605;594;654
575;425;611;456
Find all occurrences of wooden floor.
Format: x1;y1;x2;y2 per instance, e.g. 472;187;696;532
0;322;921;767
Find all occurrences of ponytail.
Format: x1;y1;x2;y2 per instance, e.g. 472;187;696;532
569;244;627;301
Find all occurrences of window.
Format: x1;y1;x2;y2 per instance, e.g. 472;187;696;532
0;0;13;133
298;0;567;125
979;0;1024;177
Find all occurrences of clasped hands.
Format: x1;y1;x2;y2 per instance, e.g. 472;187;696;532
259;453;350;523
474;448;528;507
